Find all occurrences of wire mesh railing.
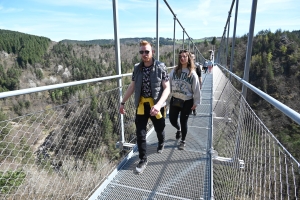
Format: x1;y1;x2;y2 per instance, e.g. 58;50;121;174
212;65;299;199
0;82;146;199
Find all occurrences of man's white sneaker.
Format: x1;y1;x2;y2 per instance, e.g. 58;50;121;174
136;159;148;174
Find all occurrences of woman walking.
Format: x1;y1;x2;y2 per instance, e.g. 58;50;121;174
169;49;201;150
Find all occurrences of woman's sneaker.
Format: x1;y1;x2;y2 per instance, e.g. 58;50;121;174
175;130;181;140
157;143;164;154
193;109;197;116
178;141;186;150
136;158;148;174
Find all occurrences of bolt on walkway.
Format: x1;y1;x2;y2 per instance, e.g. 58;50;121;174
90;73;213;200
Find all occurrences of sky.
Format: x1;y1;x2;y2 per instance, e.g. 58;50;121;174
0;0;299;42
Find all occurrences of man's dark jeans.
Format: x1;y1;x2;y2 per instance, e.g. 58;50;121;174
135;103;165;160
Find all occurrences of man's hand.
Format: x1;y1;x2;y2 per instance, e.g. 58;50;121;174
150;104;161;116
119;104;125;114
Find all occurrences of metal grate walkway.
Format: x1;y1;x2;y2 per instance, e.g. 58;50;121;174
90;73;213;200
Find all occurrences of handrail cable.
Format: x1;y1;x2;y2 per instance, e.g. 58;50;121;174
218;64;300;130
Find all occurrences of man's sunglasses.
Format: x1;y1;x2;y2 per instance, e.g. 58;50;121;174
139;50;150;55
179;49;188;54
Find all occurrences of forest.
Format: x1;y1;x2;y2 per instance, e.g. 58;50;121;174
231;29;300;159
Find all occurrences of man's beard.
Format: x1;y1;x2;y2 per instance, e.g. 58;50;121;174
142;57;151;62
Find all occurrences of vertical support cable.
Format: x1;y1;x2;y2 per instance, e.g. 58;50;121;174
216;36;225;65
173;15;176;66
241;0;257;98
229;0;239;79
233;0;256;173
216;39;222;64
225;13;231;67
216;0;235;66
112;0;125;144
209;67;215;200
182;29;185;49
156;0;160;60
217;43;221;65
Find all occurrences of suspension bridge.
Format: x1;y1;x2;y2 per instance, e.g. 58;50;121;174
0;0;299;199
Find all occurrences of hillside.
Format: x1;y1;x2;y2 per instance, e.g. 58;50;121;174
60;37;216;46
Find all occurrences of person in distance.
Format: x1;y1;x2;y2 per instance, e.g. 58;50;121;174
190;52;202;116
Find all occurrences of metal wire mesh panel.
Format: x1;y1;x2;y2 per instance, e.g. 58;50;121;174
212;66;300;200
0;85;140;199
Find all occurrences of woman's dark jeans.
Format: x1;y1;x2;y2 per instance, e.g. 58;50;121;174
169;98;193;141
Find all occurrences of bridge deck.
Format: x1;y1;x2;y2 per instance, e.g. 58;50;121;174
90;73;213;200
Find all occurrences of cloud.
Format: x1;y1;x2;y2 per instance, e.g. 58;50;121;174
31;0;156;12
0;6;23;13
31;0;112;10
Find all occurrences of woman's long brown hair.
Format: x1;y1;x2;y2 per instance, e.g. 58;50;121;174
175;49;196;77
